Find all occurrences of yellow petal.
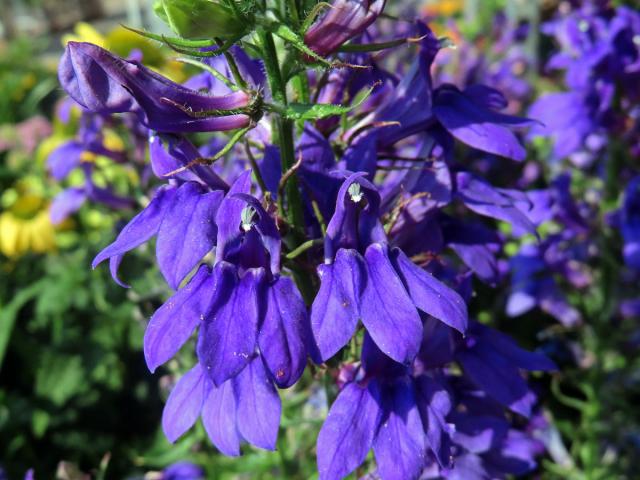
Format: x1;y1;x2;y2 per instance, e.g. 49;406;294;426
0;214;19;257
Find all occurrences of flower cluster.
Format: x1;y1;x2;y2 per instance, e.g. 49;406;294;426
54;1;560;479
529;1;640;167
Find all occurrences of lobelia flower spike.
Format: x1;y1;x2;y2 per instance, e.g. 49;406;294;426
311;173;468;364
150;172;312;454
304;0;387;57
59;42;255;133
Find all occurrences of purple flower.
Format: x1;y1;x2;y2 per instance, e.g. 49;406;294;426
49;161;135;226
304;0;386;57
141;172;312;389
161;462;204;480
454;322;557;418
317;334;454;480
92;181;223;288
149;133;229;190
311;173;467;364
506;242;583;327
371;24;536;160
621;176;640;270
162;359;281;455
528;90;604;161
442;392;546;479
59;42;253;133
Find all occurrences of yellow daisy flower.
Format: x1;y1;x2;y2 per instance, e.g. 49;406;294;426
0;193;56;258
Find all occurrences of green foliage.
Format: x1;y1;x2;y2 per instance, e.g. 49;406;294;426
0;243;165;478
153;0;249;39
0;38;58;124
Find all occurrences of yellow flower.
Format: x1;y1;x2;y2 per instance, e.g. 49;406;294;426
0;194;56;258
62;22;107;48
423;0;464;17
102;129;125;152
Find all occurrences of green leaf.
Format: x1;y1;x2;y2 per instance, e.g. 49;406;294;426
122;25;217;48
153;0;246;40
278;84;377;120
35;351;86;406
0;280;45;371
268;23;333;67
32;409;50;438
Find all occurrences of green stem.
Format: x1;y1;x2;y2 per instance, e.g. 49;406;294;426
174;57;237;90
258;29;305;234
244;140;270;195
286;238;323;259
291;71;310;103
217;39;248;90
287;0;301;26
338;37;418;53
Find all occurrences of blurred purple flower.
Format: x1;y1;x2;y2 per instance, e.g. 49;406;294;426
162;462;204;480
621;176;640;270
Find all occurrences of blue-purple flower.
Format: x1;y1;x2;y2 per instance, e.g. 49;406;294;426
59;42;254;133
311;173;468;364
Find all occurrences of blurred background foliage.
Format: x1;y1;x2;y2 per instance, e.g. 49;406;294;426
1;0;640;479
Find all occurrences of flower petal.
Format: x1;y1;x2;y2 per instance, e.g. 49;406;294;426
304;0;386;57
361;244;423;364
215;170;253;261
391;248;468;334
50;187;88;225
60;42;251;133
201;379;241;456
162;363;210;443
414;375;454;468
317;381;382;480
259;276;311;388
456;172;537;235
373;379;427;480
434;87;533;161
233;357;281;450
47;140;84;180
150;133;228;190
231;193;282;275
92;185;176;270
156;182;223;289
311;249;365;362
144;266;214;373
457;347;536;418
198;264;264;386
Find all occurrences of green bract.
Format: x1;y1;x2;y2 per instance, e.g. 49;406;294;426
153;0;247;39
